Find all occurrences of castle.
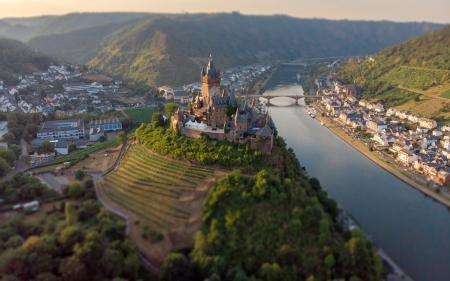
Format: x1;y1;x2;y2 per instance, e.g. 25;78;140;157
172;56;275;153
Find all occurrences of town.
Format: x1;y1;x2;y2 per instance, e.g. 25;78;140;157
316;75;450;189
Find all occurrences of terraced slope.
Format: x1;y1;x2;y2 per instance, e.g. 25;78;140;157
98;143;217;258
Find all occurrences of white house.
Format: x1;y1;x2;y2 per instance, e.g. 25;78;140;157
386;108;397;117
366;120;387;133
419;118;438;130
397;149;418;165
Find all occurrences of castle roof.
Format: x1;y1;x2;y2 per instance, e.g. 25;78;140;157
212;96;230;109
206;59;219;78
256;124;273;138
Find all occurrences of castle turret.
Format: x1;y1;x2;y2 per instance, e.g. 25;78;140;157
201;54;221;106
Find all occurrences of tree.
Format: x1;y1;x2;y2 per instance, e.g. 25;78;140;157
25;124;39;136
150;113;165;129
164;102;178;118
161;253;192;281
74;170;85;181
98;135;106;142
0;147;16;166
37;141;55;154
2;133;16;144
47;112;55;121
68;144;77;154
58;256;87;281
20;155;31;165
101;249;124;278
0;158;12;177
87;105;95;112
68;183;85;198
65;202;77;225
117;131;127;144
8;144;22;160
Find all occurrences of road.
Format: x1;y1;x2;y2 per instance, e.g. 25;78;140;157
5;139;29;179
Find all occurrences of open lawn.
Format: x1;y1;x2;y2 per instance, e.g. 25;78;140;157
98;143;222;262
81;74;113;82
124;108;159;123
440;89;450;100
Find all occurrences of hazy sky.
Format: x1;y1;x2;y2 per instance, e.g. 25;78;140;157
0;0;449;23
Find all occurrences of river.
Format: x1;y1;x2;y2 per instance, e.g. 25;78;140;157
264;83;450;281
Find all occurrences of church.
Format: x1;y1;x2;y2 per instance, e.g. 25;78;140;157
172;55;275;153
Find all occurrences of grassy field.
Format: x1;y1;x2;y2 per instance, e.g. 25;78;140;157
98;143;221;262
81;74;113;82
440;89;450;99
124;108;159;123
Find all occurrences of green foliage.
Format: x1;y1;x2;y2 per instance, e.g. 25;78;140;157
164;102;178;119
0;38;53;85
150;113;165;130
0;174;57;203
64;203;77;226
135;123;263;168
37;142;55;155
0;158;11;177
8;144;22;160
0;147;16;167
337;26;450;97
117;131;128;144
185;168;382;280
68;183;85;199
124;108;159;123
85;15;442;86
161;253;192;281
0;197;151;280
74;170;85;181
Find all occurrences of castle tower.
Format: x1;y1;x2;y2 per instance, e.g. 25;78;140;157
201;54;221;106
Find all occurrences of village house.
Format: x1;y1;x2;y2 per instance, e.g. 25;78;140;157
173;91;191;103
397;149;418;166
419;118;438;130
366;120;388;133
386;108;397;117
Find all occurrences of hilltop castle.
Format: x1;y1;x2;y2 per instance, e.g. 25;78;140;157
172;56;275;153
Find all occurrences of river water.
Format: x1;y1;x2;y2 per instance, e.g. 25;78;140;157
264;82;450;281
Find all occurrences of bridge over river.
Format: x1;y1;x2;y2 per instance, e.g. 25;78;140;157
245;94;323;105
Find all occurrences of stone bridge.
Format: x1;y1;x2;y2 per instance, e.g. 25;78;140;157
246;94;323;105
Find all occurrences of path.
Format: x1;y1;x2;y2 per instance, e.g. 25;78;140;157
38;173;65;193
87;140;161;271
5;139;29;179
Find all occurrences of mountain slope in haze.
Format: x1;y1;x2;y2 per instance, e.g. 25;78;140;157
0;38;54;85
336;25;450;96
27;19;146;63
87;13;443;86
0;13;151;41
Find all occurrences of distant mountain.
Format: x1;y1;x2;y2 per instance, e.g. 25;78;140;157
0;13;151;41
336;25;450;96
27;19;145;63
86;14;443;86
0;38;54;85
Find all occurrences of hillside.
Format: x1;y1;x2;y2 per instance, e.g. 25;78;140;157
27;19;145;63
133;121;383;280
88;14;443;86
0;38;54;85
21;13;442;87
336;25;450;120
0;13;151;41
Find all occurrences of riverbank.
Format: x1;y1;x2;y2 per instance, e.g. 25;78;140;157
312;103;450;209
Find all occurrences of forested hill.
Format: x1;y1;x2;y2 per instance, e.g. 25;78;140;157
0;38;54;85
336;25;450;96
87;14;443;86
23;12;443;86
